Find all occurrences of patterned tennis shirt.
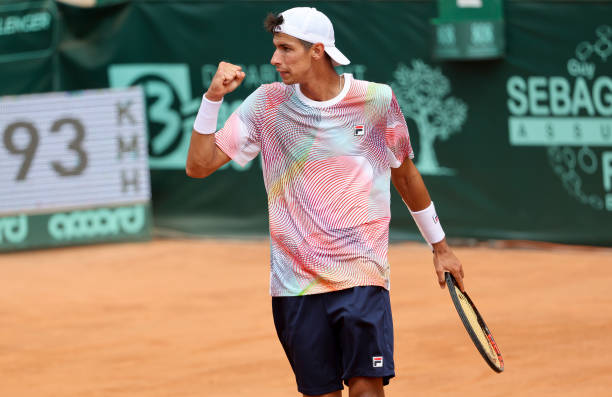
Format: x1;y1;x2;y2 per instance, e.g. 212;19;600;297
216;74;413;296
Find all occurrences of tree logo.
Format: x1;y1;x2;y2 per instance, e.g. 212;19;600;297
390;60;468;175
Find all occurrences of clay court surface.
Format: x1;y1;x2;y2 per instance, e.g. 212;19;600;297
1;239;611;397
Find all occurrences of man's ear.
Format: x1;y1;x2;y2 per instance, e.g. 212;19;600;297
311;43;326;60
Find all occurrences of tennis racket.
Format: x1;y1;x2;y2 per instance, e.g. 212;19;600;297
445;272;504;372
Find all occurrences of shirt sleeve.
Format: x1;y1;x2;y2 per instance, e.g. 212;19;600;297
385;90;414;168
215;86;264;166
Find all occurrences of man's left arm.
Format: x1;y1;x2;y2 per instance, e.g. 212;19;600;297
391;157;465;291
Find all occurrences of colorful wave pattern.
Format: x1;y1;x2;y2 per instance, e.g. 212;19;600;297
216;76;413;296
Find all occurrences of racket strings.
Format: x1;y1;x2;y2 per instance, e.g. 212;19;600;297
456;287;501;367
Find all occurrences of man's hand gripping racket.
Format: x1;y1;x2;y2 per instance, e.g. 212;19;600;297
432;240;464;291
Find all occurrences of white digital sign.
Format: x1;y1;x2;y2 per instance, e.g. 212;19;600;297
0;87;151;216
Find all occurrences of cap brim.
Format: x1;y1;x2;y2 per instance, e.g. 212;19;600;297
325;46;350;66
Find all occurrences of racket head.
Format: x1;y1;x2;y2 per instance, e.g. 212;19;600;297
445;272;504;373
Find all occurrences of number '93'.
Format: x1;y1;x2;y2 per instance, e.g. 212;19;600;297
2;119;88;181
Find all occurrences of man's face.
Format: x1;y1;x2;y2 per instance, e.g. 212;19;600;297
270;33;313;85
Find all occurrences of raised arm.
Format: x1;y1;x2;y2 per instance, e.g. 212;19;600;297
391;157;465;291
185;62;245;178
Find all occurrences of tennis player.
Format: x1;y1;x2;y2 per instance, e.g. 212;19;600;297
186;7;464;397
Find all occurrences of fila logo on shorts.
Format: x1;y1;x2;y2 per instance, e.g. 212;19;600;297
372;356;383;367
354;124;365;136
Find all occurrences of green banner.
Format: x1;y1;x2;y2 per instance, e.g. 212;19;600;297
0;0;57;62
0;204;152;252
2;0;611;245
0;0;58;94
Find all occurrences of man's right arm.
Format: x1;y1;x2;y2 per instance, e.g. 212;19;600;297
185;132;230;178
185;62;245;178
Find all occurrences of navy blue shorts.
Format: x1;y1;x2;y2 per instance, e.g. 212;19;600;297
272;286;394;395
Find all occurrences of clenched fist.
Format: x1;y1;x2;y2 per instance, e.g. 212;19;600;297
205;61;246;102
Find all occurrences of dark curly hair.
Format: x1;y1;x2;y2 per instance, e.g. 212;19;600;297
264;13;283;33
264;12;313;49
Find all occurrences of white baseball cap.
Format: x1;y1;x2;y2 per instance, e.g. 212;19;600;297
274;7;350;66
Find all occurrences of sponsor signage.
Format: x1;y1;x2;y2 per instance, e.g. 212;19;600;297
507;25;612;212
0;1;58;63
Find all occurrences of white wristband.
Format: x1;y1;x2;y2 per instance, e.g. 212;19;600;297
409;201;445;246
193;95;223;134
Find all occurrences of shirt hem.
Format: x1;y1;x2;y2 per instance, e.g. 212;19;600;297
270;280;389;297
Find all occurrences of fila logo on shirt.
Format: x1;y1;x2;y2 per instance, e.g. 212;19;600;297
432;215;439;224
372;356;383;368
354;124;365;136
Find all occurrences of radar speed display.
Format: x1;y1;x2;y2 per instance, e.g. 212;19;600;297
0;87;152;251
